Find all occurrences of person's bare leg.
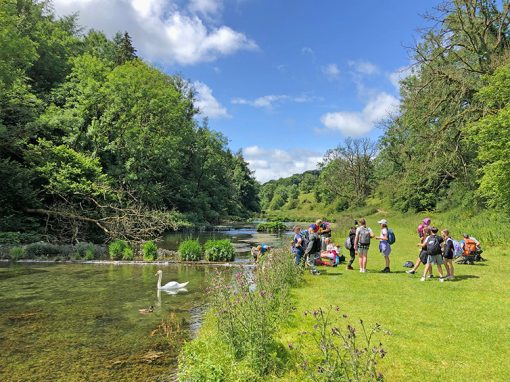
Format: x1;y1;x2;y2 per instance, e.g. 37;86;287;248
437;265;444;278
422;263;431;279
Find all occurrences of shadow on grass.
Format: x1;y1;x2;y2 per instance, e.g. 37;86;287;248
449;274;480;281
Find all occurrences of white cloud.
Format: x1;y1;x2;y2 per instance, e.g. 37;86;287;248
243;146;322;183
193;81;230;119
52;0;257;65
348;59;379;75
320;92;399;136
188;0;223;17
322;63;340;80
232;94;319;109
301;47;315;56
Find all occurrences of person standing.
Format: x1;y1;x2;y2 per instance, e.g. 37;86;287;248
376;219;391;273
420;227;445;282
291;225;305;266
346;222;357;270
407;218;433;276
304;224;321;275
441;229;455;280
316;219;332;251
354;218;374;273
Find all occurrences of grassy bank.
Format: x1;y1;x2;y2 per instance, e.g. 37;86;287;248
179;209;510;381
279;210;510;381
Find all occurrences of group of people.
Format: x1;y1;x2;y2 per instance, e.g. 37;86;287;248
406;218;481;281
289;216;481;281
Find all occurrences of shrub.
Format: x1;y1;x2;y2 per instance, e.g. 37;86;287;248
84;246;95;260
178;239;202;261
182;249;302;377
143;240;158;261
256;221;288;232
109;240;133;260
204;239;235;262
24;242;62;258
9;246;25;261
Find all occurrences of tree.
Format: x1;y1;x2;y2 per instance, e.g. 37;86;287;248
113;31;137;65
318;138;377;208
470;63;510;212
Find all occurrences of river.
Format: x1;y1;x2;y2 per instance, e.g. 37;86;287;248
0;224;290;381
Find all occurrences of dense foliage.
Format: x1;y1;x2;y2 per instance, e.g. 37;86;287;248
203;239;235;262
256;221;288;232
0;0;259;244
178;239;203;261
142;240;158;261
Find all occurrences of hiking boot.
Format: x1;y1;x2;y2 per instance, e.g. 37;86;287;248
347;265;354;270
406;270;415;274
382;267;390;273
427;274;434;279
439;277;445;282
420;276;426;281
447;275;455;280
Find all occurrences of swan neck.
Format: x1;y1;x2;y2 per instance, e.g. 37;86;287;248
157;272;162;289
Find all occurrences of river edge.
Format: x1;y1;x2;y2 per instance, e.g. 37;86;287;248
0;258;256;267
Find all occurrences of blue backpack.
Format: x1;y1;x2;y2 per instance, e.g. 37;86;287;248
387;229;396;245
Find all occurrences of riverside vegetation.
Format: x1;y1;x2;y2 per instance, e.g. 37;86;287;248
0;0;260;247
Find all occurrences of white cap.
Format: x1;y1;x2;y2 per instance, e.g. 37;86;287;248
377;219;388;225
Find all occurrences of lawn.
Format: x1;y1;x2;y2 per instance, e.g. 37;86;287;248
280;212;510;381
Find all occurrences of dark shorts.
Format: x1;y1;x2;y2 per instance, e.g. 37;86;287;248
443;253;453;260
419;250;428;265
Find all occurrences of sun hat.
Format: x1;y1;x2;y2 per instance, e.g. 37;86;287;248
423;217;431;225
377;219;388;225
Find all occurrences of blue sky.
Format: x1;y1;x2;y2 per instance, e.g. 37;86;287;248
53;0;439;182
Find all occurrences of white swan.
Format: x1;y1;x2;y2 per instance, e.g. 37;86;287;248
155;270;189;290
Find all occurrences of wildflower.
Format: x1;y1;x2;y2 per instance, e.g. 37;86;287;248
335;306;340;312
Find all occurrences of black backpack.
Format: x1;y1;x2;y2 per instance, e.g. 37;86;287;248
426;236;442;256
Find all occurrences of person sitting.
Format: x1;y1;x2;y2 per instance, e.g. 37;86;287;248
461;234;481;263
251;244;271;262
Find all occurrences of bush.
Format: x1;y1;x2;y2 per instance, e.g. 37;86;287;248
109;240;133;260
24;242;62;258
143;240;158;261
178;239;203;261
84;246;95;260
179;249;302;378
204;239;235;262
256;221;288;232
9;246;25;261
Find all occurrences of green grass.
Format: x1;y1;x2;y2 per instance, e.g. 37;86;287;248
279;211;510;381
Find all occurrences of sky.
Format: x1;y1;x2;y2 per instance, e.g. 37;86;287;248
52;0;440;182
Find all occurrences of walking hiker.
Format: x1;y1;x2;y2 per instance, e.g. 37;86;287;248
304;224;321;275
376;219;391;273
354;218;374;273
420;226;445;282
407;225;434;277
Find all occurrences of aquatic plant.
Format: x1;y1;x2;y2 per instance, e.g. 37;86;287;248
108;240;133;260
143;240;158;261
204;239;235;262
9;246;25;261
256;221;288;232
178;239;203;261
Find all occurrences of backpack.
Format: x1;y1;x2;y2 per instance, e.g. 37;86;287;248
299;230;309;249
387;229;396;245
426;236;441;256
452;240;462;258
344;237;352;250
358;227;371;245
310;234;322;253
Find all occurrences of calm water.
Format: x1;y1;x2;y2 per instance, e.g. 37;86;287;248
159;223;292;259
0;263;214;382
0;225;291;381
